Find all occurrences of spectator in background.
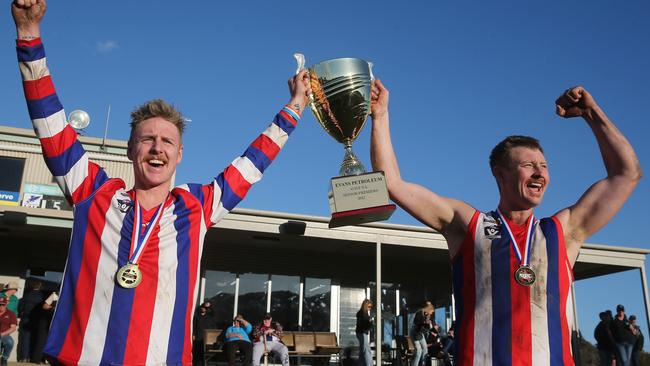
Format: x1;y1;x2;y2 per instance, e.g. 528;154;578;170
440;325;455;366
193;302;218;366
629;315;643;366
0;282;20;315
0;297;17;366
411;301;433;366
225;314;253;366
594;310;616;366
252;313;289;366
32;291;58;364
611;304;636;366
355;299;373;366
427;322;441;359
17;280;45;363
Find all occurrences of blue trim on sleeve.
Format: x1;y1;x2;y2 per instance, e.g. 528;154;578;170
27;93;63;120
243;146;271;174
17;43;45;63
273;113;296;135
282;106;300;122
45;140;86;177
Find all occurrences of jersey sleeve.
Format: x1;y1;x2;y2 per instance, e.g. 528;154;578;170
17;38;109;205
197;106;299;226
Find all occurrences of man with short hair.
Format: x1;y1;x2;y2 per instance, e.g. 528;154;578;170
370;77;641;365
193;302;218;366
611;305;636;366
17;280;44;363
0;298;18;366
11;1;310;365
252;314;289;366
594;310;616;366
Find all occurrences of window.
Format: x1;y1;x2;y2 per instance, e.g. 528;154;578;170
0;156;25;205
203;271;236;328
0;156;25;192
302;277;330;331
270;275;300;330
369;283;398;346
238;273;268;325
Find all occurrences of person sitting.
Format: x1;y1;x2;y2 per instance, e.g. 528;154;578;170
440;325;455;366
252;314;289;366
225;315;253;366
0;297;18;366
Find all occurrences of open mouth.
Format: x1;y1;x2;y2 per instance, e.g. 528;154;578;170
147;159;166;168
527;181;544;193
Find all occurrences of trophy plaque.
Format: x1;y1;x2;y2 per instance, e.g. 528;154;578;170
295;54;396;228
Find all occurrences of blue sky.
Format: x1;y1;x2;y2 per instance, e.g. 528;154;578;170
2;0;649;344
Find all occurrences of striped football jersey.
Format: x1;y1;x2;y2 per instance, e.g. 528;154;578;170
17;38;299;366
452;210;575;366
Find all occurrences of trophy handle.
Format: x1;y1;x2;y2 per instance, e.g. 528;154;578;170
368;61;375;81
294;53;305;75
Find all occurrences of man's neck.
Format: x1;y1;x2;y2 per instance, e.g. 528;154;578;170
134;185;170;210
497;203;533;226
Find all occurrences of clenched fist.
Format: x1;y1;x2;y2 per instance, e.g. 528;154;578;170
555;86;599;119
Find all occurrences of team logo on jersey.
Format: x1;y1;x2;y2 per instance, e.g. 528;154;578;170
115;198;133;213
483;215;501;239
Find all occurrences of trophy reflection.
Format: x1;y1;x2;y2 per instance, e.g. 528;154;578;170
296;54;396;228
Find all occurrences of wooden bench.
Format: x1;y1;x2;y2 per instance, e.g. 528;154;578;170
204;329;224;365
287;331;342;364
313;332;342;356
205;329;342;365
282;331;299;356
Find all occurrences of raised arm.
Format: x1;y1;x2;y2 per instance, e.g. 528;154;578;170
369;80;475;255
554;86;642;264
13;0;110;205
196;70;311;225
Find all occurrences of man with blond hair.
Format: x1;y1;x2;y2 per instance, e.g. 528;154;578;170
11;0;311;365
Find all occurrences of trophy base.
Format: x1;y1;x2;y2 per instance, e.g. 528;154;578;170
329;204;396;228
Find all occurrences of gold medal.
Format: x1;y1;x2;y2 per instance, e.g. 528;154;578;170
116;263;142;288
514;265;536;286
497;210;538;287
116;194;168;290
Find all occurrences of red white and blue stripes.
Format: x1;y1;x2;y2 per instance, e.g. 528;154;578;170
17;38;109;205
18;38;298;366
452;211;574;366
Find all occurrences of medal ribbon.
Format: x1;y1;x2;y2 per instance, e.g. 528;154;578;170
128;194;168;265
496;209;536;267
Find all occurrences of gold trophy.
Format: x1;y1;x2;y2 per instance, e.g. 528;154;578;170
295;54;395;228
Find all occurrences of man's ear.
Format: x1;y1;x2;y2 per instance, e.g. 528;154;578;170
177;144;183;164
127;140;133;161
492;166;504;192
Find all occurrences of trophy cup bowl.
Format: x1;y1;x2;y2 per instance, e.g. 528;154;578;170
307;58;372;176
296;54;396;228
